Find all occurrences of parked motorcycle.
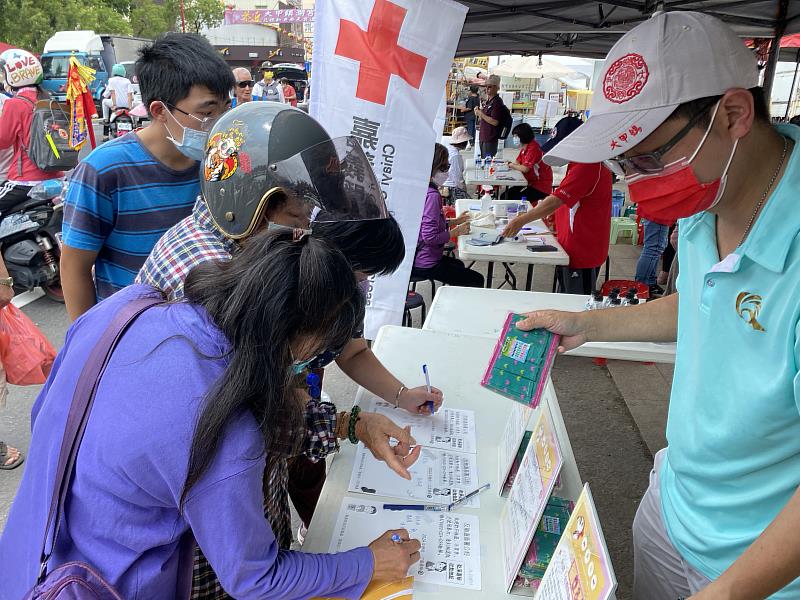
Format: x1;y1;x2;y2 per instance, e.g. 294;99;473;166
108;106;134;138
0;179;65;302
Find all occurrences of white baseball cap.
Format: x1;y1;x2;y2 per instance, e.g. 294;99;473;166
543;11;759;167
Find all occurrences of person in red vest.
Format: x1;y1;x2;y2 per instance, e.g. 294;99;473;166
502;116;612;294
507;122;553;202
281;78;298;107
0;49;64;215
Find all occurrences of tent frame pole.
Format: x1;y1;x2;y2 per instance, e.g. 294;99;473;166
762;0;789;99
784;48;800;119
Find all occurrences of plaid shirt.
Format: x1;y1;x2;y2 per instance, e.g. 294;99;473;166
136;196;339;459
136;196;339;599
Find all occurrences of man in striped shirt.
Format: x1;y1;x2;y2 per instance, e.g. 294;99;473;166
61;33;233;321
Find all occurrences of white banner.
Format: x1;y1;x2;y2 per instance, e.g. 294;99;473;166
310;0;467;339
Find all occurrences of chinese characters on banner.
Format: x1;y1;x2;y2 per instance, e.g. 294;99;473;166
311;0;468;338
224;8;315;25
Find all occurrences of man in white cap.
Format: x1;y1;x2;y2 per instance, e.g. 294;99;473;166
518;11;800;600
474;74;504;157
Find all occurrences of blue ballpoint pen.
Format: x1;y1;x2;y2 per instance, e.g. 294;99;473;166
422;364;434;414
383;504;446;511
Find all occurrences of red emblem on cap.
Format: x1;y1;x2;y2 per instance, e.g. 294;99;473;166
603;53;649;104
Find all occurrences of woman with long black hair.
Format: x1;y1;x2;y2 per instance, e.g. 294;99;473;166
0;230;421;599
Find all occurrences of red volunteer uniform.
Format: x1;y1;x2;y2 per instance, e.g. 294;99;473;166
516;142;553;196
552;162;612;269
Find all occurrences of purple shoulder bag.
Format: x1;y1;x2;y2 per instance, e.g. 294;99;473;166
24;296;194;600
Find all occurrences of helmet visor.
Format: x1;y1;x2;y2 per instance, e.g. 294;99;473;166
270;136;388;223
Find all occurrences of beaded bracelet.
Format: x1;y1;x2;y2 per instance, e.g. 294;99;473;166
348;405;361;444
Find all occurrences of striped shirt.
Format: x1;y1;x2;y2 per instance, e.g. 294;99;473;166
62;133;199;300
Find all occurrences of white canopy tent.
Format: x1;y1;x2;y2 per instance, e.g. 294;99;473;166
454;1;800;94
490;55;581;79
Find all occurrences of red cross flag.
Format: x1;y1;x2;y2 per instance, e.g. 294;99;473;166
311;0;467;339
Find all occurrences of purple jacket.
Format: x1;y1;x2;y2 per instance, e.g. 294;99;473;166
414;184;451;269
0;285;373;600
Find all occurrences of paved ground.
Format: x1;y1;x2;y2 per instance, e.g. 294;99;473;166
0;240;670;600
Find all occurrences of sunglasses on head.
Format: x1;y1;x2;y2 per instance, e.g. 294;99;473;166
604;99;718;178
237;80;255;89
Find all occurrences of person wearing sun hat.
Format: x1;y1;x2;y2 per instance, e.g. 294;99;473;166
516;10;800;600
442;126;472;200
502;115;612;295
474;74;504;157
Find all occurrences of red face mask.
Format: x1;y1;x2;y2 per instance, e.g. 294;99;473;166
627;102;737;222
627;161;724;222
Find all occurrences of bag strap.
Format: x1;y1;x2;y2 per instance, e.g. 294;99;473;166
16;95;36;178
37;295;165;583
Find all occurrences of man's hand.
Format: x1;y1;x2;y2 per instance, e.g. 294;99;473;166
517;310;592;352
0;285;13;309
398;385;444;415
501;216;525;238
356;414;421;479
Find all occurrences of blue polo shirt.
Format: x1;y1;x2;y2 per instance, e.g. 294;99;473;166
661;124;800;597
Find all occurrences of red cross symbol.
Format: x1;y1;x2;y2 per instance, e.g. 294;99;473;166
335;0;428;105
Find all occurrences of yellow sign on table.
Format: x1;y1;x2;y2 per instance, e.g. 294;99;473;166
535;484;617;600
312;576;414;600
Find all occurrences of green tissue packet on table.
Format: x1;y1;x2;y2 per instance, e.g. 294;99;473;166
481;312;561;408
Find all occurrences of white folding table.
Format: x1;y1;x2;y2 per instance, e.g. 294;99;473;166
455;199;568;290
303;326;586;599
423;286;677;363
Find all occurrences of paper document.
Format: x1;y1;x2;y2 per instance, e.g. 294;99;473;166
363;397;477;454
330;497;482;590
497;402;532;493
522;224;550;235
349;445;481;507
501;408;564;591
535;484;617;600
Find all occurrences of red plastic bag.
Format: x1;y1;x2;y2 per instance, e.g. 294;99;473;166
0;304;57;385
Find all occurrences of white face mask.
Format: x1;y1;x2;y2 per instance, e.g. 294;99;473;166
513;136;520;145
432;171;449;186
163;105;209;161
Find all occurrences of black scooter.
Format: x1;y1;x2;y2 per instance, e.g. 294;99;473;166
0;180;64;302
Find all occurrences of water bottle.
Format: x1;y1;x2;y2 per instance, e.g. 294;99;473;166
519;197;528;214
507;202;518;220
586;291;603;310
480;188;493;212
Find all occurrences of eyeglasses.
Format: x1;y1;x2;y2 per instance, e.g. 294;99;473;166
237;80;255;89
604;99;717;177
166;103;219;132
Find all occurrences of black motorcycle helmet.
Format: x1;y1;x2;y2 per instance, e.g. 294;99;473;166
201;101;388;239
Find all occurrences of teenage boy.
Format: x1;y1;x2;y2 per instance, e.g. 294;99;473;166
522;11;800;600
61;33;233;321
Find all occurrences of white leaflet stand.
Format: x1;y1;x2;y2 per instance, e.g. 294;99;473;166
303;326;590;598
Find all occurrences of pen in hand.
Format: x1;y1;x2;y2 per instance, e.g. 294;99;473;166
422;364;435;414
